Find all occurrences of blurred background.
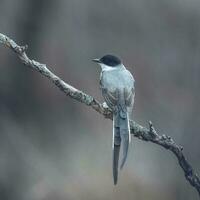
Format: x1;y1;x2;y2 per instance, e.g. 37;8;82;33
0;0;200;199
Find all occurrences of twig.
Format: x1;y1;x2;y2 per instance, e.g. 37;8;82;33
0;33;199;197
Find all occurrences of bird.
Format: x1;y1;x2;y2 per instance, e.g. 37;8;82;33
92;54;135;185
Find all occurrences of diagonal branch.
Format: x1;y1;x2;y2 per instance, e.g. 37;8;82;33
0;33;199;197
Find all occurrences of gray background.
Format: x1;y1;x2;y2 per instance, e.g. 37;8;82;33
0;0;200;199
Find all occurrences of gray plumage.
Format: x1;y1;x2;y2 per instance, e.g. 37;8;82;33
93;55;135;185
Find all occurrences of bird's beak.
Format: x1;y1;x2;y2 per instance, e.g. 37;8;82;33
92;58;101;63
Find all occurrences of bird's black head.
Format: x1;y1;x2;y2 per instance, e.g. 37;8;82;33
92;54;122;67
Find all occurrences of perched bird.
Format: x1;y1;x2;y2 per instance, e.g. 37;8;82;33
92;54;135;185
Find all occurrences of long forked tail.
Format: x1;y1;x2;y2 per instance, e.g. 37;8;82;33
112;109;131;184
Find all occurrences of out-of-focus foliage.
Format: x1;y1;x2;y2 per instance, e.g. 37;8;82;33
0;0;200;199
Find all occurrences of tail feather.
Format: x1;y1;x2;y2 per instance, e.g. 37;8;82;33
113;143;120;185
112;117;121;185
119;112;130;170
120;132;129;170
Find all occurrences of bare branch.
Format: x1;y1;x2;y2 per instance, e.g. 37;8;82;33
0;33;199;196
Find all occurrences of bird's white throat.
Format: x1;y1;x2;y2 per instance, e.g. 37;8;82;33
100;63;125;71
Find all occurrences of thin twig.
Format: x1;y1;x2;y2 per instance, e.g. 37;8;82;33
0;33;199;197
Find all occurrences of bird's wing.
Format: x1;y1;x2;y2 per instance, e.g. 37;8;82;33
125;87;135;108
123;69;135;110
100;70;119;110
101;88;118;110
